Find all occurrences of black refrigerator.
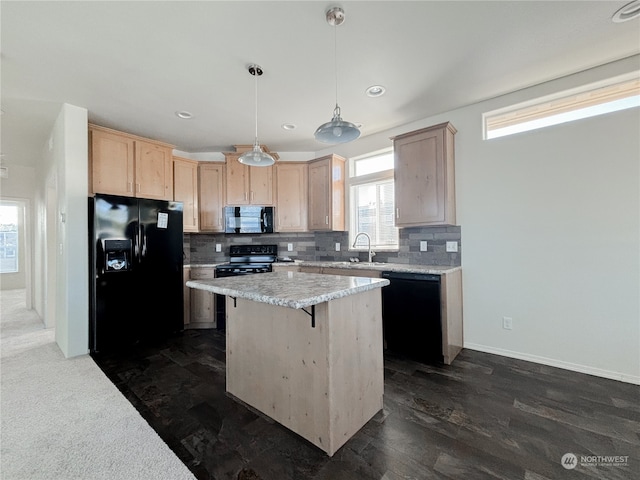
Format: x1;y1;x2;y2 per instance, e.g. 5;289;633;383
89;194;184;354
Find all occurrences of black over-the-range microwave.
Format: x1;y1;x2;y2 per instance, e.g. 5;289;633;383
224;206;274;234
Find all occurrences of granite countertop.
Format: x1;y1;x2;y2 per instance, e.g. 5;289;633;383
186;271;389;309
273;260;461;275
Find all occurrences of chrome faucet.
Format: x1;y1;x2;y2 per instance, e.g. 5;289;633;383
353;232;376;263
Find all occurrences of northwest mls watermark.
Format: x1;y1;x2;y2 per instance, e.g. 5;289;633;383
561;453;629;470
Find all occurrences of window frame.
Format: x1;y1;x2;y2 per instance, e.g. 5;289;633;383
347;149;399;252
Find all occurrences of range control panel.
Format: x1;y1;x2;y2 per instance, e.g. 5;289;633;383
229;244;278;256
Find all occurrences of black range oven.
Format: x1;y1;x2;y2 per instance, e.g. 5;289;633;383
214;244;278;277
214;245;278;327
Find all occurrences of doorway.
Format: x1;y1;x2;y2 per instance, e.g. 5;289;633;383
0;200;29;296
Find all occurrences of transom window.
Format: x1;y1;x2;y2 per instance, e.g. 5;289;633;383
484;73;640;139
348;151;398;251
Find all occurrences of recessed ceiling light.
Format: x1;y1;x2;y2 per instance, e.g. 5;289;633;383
365;85;386;97
281;123;296;131
175;111;193;119
612;0;640;22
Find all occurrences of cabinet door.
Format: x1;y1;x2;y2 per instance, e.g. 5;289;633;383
394;123;456;226
183;268;191;326
275;163;308;232
308;155;345;231
90;129;135;196
249;164;274;205
173;157;199;232
199;163;225;232
190;290;216;325
308;159;331;230
189;268;216;326
225;155;250;205
135;140;173;200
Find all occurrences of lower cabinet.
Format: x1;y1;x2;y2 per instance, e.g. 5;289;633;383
185;267;217;329
183;267;191;326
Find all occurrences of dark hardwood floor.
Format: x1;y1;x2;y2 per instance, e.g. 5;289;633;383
92;329;639;480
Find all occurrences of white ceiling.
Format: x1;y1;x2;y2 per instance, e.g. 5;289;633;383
2;1;639;167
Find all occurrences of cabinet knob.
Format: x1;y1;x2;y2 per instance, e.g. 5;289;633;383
396;208;400;218
325;215;329;225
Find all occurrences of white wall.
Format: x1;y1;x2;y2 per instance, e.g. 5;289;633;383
41;104;89;358
319;56;640;383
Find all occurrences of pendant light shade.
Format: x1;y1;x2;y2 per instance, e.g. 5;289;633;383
238;64;275;167
315;7;360;145
314;105;361;144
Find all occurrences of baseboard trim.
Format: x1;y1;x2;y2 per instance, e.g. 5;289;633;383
464;343;640;385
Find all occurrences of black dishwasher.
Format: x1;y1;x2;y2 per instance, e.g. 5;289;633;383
381;271;443;364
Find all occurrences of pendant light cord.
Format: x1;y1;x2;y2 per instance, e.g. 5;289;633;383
334;23;339;112
254;69;259;146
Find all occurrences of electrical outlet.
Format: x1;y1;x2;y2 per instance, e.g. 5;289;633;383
215;244;222;253
446;241;458;253
420;241;428;252
335;242;340;252
287;243;293;252
503;317;513;330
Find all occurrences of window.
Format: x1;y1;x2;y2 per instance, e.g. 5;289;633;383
484;73;640;139
0;203;19;274
349;151;398;251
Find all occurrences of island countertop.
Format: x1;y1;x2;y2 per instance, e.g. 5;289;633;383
186;271;389;309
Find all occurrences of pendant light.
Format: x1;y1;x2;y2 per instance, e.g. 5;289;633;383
314;6;360;144
238;64;275;167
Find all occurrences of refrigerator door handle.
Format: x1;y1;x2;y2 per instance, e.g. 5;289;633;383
134;228;140;260
141;225;148;259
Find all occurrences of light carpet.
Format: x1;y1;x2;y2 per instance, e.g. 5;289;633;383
0;289;196;480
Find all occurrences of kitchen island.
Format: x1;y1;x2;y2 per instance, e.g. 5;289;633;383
186;271;389;456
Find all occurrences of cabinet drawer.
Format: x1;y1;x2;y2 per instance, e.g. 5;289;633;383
322;268;381;278
190;268;215;280
299;267;322;274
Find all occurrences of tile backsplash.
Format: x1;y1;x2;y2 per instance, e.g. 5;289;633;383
185;226;461;266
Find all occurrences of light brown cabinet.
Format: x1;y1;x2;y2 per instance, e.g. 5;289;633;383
187;267;216;328
173;156;199;232
199;163;225;232
392;122;457;226
275;162;308;232
89;124;173;200
224;152;274;205
183;267;191;326
308;154;346;231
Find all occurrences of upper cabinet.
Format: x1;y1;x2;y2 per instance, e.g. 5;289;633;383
199;163;225;232
392;122;457;227
308;154;345;231
89;124;174;200
275;162;308;232
173;156;199;233
224;146;277;205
